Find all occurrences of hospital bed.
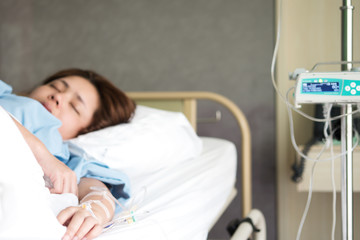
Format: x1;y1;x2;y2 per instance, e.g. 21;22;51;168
0;91;265;240
101;91;267;240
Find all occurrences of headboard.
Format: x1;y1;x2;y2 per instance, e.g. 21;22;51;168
126;91;252;217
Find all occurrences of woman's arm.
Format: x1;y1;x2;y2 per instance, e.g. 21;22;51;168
57;178;116;240
11;116;78;195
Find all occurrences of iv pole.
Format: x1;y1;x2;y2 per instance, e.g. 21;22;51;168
340;1;354;239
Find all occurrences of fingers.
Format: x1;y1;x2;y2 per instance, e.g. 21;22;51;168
62;174;78;195
57;207;78;225
83;224;103;240
70;217;100;240
50;177;63;194
49;170;77;195
71;176;79;197
58;207;102;240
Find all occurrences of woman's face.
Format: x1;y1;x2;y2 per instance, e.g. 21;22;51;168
29;76;100;140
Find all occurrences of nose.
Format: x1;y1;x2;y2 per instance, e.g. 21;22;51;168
50;92;71;107
49;95;59;106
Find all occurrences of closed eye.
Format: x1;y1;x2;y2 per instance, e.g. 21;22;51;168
49;80;68;92
70;103;80;115
49;83;60;92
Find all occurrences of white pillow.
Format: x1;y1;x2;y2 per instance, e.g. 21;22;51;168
67;105;203;179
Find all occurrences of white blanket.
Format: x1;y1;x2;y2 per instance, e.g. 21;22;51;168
0;105;237;240
98;137;237;240
0;106;68;239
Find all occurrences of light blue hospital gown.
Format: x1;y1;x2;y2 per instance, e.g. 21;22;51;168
0;80;130;203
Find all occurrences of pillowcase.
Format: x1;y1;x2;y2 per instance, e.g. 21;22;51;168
67;105;203;180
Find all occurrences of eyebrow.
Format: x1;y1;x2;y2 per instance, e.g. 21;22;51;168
59;79;86;107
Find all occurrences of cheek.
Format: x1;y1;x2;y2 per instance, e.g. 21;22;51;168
62;113;79;126
29;87;48;101
28;90;41;101
58;116;83;139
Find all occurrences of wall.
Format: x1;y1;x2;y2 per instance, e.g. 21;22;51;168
0;1;275;239
276;0;360;239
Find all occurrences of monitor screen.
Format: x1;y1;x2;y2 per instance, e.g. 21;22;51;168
302;82;340;93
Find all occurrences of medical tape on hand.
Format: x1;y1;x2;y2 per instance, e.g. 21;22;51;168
80;200;111;219
80;201;98;220
88;186;127;210
81;191;115;211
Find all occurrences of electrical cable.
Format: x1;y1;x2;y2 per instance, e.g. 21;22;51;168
286;88;359;163
322;104;337;240
329;110;336;240
295;104;337;240
291;137;318;183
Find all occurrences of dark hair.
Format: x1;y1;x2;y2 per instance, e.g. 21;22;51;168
43;68;136;135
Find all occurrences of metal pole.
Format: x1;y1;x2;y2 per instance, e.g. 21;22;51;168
340;1;354;240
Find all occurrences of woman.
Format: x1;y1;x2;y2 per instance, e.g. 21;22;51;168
0;68;136;240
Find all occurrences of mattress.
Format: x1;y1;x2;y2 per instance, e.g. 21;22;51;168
98;137;237;240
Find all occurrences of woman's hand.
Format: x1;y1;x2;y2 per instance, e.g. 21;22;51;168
58;178;115;240
57;204;103;240
43;157;78;195
11;116;78;195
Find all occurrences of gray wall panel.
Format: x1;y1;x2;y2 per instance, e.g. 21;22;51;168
0;1;275;239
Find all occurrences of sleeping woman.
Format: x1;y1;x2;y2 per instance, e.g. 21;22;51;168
0;68;136;240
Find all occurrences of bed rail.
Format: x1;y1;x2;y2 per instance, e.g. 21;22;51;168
126;91;252;217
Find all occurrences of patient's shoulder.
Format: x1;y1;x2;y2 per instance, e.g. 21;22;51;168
0;80;13;95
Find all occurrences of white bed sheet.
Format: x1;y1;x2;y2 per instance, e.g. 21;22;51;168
98;137;237;240
0;105;236;240
0;106;67;240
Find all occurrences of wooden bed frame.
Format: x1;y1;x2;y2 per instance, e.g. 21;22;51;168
127;91;266;240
